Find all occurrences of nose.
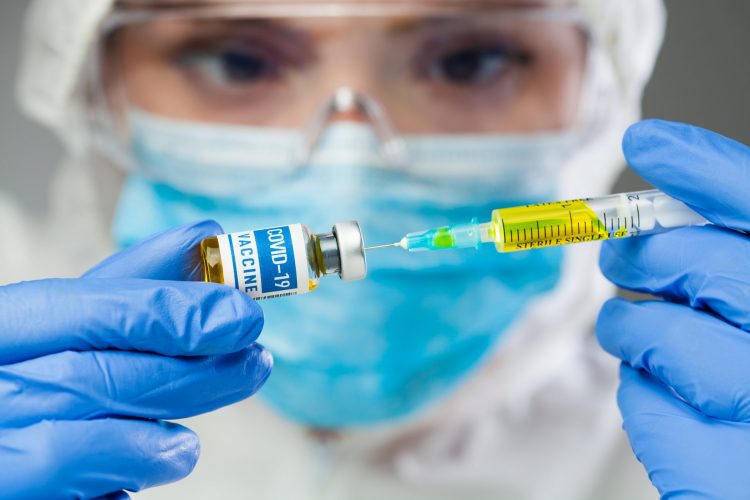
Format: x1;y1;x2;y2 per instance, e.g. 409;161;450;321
329;87;370;123
330;110;369;123
301;87;408;166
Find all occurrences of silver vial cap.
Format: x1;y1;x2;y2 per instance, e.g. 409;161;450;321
333;221;367;282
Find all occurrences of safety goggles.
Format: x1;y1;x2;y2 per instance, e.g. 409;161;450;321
89;1;593;174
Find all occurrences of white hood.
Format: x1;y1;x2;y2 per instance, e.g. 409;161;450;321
13;1;666;499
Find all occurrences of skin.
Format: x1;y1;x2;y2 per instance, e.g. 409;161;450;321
104;0;587;134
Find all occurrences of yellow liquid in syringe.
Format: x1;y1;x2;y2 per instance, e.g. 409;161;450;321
491;198;623;252
377;190;708;254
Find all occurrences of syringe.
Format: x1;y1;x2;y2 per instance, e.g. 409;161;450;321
366;189;708;253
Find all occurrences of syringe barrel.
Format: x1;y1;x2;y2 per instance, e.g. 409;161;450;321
491;189;708;253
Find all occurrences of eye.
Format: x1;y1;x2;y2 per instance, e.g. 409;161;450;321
175;46;279;87
429;46;529;85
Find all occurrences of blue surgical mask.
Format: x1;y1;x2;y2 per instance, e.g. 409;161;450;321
114;110;568;427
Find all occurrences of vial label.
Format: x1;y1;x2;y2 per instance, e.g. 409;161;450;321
217;224;310;299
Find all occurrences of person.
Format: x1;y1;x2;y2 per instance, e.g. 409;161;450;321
2;0;749;498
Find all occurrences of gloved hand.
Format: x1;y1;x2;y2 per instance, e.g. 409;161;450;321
597;120;750;498
0;220;271;500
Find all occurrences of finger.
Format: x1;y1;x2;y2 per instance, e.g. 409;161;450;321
84;220;222;281
0;419;199;499
623;119;750;231
598;298;750;422
617;364;750;499
600;225;750;330
0;344;272;427
0;278;263;364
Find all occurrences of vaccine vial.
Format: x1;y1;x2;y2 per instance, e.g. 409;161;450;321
200;221;367;299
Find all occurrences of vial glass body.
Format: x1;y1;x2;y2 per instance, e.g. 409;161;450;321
200;222;366;300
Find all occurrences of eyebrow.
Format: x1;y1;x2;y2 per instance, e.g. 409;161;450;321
383;2;561;35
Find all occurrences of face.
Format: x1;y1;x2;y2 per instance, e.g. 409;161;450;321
105;1;582;427
104;0;587;134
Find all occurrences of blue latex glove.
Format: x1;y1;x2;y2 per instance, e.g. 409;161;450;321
0;220;271;500
597;120;750;498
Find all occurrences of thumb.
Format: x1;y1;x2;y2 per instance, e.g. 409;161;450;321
84;220;223;280
623;119;750;231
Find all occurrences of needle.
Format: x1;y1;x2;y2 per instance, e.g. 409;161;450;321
365;242;402;251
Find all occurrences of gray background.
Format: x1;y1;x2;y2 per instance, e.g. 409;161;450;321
1;0;749;216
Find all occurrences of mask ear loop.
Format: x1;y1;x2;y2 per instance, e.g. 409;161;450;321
298;87;409;169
